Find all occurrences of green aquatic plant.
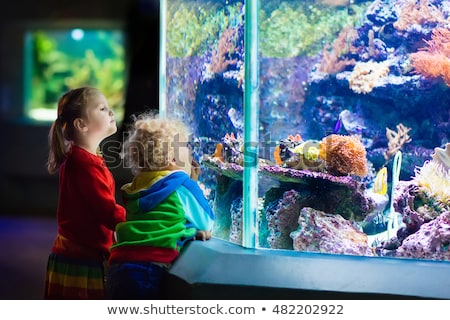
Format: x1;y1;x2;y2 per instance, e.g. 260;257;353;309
259;0;369;58
28;30;125;120
166;1;244;57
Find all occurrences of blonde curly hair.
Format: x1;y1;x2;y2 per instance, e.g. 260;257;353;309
123;112;191;175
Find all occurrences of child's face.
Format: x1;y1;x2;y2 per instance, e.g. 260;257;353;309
83;94;117;140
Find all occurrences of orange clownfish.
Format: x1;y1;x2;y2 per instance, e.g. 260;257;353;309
273;145;283;165
213;143;225;162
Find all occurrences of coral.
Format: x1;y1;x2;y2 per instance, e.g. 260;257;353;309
410;28;450;86
395;211;450;260
317;26;357;74
274;134;375;174
414;160;450;208
393;0;446;32
432;143;450;170
383;123;412;161
348;61;390;94
265;190;304;249
391;179;446;252
319;134;368;177
259;164;374;221
290;207;374;256
259;1;369;57
220;133;244;165
209;27;239;74
166;1;244;57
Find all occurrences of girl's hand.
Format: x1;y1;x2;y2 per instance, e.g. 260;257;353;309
195;230;211;241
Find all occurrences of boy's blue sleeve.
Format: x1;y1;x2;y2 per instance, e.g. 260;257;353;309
176;184;214;231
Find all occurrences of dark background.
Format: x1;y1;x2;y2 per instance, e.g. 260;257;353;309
0;0;159;299
0;0;160;216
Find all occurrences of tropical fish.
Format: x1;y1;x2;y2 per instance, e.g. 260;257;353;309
306;146;320;161
292;143;305;155
362;210;388;235
373;167;388;195
293;141;321;161
273;145;283;165
213;143;225;162
333;115;342;134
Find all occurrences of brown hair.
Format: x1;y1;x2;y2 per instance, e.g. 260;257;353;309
47;87;101;174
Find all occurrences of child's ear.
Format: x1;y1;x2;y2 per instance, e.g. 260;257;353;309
73;118;88;132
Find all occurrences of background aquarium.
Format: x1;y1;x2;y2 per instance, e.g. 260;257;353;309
24;27;126;121
162;0;450;261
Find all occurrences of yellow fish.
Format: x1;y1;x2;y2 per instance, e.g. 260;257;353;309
373;167;388;195
293;141;320;161
306;146;320;161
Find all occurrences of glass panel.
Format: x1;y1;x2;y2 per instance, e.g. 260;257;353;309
163;0;450;262
163;0;246;243
24;28;126;122
258;0;450;261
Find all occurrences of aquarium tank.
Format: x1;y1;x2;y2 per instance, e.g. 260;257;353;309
161;0;450;262
24;26;126;121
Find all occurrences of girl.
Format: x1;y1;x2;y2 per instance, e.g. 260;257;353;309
106;113;214;299
45;87;126;299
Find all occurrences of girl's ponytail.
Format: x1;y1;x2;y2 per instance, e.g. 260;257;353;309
47;118;68;174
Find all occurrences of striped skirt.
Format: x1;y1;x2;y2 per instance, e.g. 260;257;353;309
44;235;107;299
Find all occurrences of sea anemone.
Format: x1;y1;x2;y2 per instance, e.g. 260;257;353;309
414;160;450;207
319;134;368;177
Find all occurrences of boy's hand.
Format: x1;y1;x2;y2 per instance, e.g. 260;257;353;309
190;159;201;181
195;230;211;241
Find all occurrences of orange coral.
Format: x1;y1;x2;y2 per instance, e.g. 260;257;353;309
410;27;450;86
318;26;357;74
319;134;368;177
209;27;238;74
